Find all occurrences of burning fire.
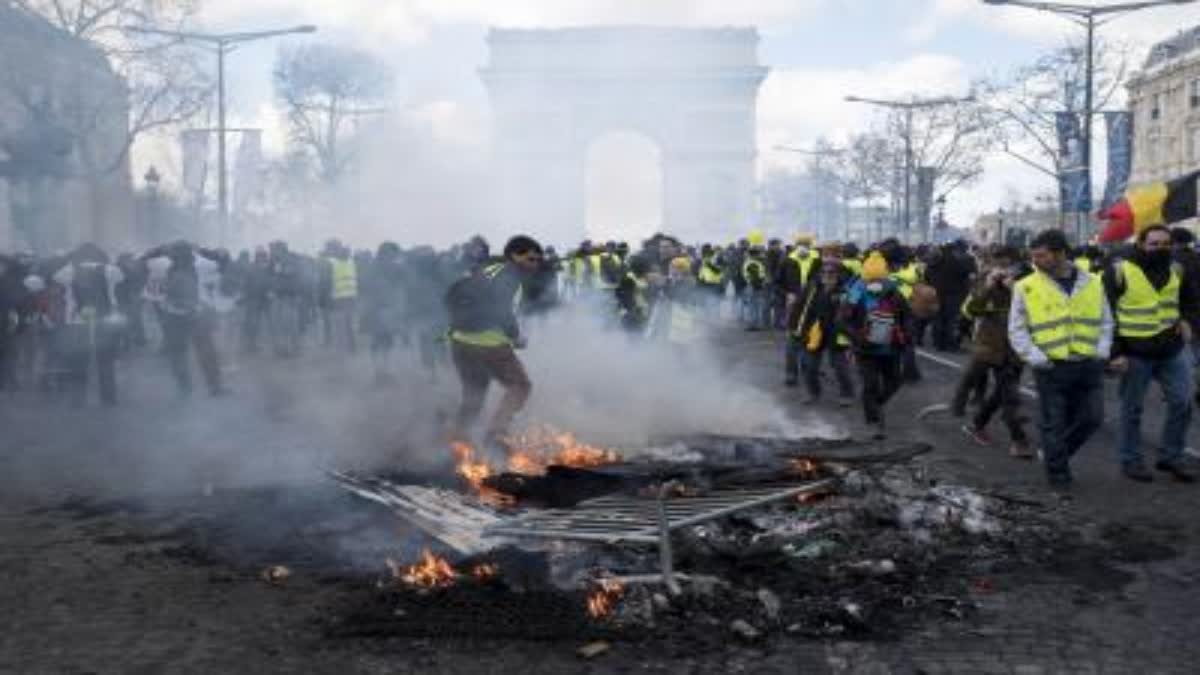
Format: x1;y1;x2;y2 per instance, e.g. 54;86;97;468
586;578;625;619
791;458;821;478
470;563;499;581
388;549;458;589
503;425;622;476
448;425;621;504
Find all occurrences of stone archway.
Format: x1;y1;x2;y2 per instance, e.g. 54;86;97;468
481;27;768;245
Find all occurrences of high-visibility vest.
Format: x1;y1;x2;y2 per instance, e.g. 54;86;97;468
892;263;920;300
843;259;862;277
788;250;818;282
698;256;724;285
742;258;766;284
1016;270;1105;360
569;257;587;283
592;253;618;290
621;272;649;317
330;258;357;300
449;263;520;348
1116;260;1181;339
1074;257;1092;273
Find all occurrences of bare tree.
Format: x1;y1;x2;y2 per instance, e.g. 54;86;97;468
880;93;996;204
5;1;209;244
273;43;393;185
978;37;1130;182
10;0;210;170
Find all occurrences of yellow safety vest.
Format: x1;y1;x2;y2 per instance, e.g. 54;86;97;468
1116;260;1181;339
621;272;649;317
788;250;818;282
1016;270;1105;360
843;259;862;277
742;258;766;283
330;258;357;300
593;253;618;290
449;263;519;348
1074;257;1092;273
698;256;724;285
892;263;920;300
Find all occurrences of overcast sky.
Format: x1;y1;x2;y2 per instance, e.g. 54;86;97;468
138;0;1200;239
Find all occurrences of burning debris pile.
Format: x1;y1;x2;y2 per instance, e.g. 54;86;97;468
327;430;1069;645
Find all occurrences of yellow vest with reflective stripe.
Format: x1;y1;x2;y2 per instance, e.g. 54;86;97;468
1116;260;1181;339
592;253;618;290
743;258;766;283
1016;270;1105;360
788;250;818;282
698;256;723;285
330;258;357;300
892;263;920;300
621;272;649;316
1074;257;1092;273
449;263;518;348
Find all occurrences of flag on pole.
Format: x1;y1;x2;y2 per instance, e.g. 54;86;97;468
1098;170;1200;242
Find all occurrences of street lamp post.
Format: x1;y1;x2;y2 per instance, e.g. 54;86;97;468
125;24;317;245
980;0;1197;242
844;94;975;242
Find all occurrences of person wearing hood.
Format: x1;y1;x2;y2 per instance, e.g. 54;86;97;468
1103;224;1198;483
837;251;913;439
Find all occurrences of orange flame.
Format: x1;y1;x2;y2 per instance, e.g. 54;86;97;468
470;563;499;581
791;458;821;478
586;578;625;619
503;425;622;476
389;549;458;589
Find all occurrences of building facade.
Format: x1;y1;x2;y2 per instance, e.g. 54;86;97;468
1127;26;1200;189
0;3;132;253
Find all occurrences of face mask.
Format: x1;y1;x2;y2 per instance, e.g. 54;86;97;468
1147;249;1173;267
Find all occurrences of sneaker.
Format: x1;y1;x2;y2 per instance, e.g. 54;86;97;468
1122;462;1154;483
1155;460;1197;483
961;424;992;446
1009;441;1034;460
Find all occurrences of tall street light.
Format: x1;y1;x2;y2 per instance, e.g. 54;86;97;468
981;0;1197;242
126;24;317;245
844;94;974;242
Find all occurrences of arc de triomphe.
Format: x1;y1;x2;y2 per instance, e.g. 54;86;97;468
480;27;768;245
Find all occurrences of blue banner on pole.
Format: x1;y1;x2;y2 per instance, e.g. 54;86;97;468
1101;111;1133;213
1056;111;1092;213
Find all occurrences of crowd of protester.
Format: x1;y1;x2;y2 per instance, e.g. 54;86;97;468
3;223;1199;493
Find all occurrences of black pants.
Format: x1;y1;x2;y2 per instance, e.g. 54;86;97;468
951;357;991;416
975;363;1028;443
1033;360;1104;483
61;324;117;406
933;294;965;351
857;352;903;424
803;346;855;399
162;312;222;395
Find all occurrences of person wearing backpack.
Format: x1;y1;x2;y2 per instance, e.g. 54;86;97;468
838;251;913;439
445;235;544;449
51;243;124;407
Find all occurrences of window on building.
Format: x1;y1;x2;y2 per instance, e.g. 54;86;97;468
1191;78;1200;110
1151;93;1163;121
